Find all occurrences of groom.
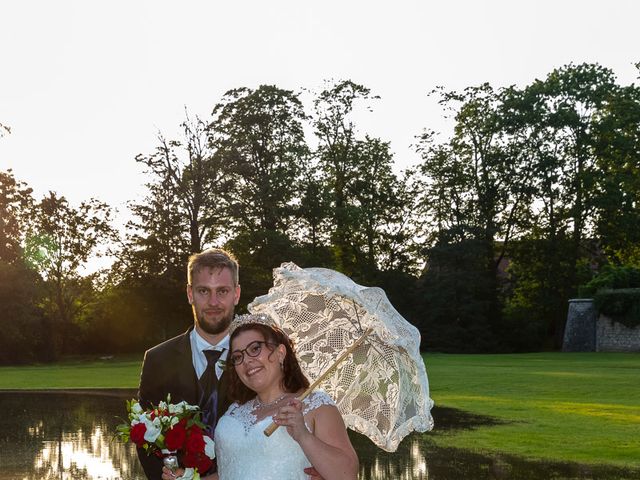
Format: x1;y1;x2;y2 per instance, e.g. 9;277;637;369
137;248;240;479
138;248;323;480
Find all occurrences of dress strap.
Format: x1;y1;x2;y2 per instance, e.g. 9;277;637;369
302;390;335;416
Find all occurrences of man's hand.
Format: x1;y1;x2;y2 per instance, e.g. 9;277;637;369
303;466;324;480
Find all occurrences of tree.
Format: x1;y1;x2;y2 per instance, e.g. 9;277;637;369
310;81;421;281
117;170;189;285
0;260;45;363
294;164;333;263
210;85;309;235
134;112;229;254
415;84;536;347
25;192;114;358
109;112;234;342
526;65;617;261
590;81;640;265
209;85;310;303
500;64;623;346
312;80;380;275
0;170;45;363
0;169;33;262
418;237;499;352
347;137;421;277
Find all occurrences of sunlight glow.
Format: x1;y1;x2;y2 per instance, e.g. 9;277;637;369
33;428;127;479
548;402;640;423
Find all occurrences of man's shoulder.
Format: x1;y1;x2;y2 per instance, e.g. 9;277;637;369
144;328;192;359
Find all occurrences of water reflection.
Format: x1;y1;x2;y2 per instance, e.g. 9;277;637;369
1;392;638;480
355;433;429;480
1;391;143;480
35;428;131;479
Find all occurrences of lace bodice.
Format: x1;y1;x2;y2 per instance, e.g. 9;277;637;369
214;390;334;480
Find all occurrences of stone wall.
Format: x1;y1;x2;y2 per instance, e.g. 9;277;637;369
596;316;640;352
562;299;597;352
563;298;640;352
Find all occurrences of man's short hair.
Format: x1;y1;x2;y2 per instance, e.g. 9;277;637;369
187;248;239;286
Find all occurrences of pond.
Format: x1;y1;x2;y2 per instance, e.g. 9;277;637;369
1;391;637;479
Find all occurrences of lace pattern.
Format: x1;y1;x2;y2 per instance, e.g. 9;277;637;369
249;262;434;452
214;390;335;480
223;390;334;434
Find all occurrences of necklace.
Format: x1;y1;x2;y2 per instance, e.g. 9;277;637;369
255;393;288;408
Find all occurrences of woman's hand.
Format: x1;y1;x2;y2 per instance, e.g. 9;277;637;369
161;465;183;480
273;398;311;443
161;466;218;480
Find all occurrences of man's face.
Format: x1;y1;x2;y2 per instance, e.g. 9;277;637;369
187;266;240;339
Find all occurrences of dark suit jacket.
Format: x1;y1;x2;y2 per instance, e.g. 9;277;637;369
137;327;230;480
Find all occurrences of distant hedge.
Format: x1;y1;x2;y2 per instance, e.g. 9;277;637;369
579;265;640;297
593;288;640;328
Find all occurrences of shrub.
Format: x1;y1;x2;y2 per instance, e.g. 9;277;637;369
579;265;640;297
593;288;640;328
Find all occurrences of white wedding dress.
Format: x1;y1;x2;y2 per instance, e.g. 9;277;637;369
214;390;334;480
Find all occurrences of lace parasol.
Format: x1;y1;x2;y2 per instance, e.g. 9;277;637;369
248;262;434;452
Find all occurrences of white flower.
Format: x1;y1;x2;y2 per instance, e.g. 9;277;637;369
131;402;143;415
158;400;168;411
168;400;199;414
169;416;180;427
168;401;187;414
176;468;200;480
130;411;147;427
203;435;215;459
142;416;162;443
131;410;150;425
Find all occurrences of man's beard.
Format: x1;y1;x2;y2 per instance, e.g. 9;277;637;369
195;308;234;335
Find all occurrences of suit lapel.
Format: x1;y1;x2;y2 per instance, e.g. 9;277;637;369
171;328;200;405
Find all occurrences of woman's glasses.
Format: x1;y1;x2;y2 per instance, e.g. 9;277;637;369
229;340;277;366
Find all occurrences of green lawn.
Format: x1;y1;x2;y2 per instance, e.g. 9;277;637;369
0;355;143;389
1;352;638;469
425;352;640;468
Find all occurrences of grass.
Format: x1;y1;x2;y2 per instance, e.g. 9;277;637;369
1;352;638;469
0;355;142;389
425;352;640;469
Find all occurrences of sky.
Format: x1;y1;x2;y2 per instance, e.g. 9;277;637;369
1;0;639;222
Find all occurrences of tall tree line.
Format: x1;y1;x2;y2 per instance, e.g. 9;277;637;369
1;63;639;362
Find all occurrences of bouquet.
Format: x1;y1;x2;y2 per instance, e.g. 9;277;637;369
117;396;215;480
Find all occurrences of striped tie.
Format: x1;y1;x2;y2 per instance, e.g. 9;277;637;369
199;349;225;433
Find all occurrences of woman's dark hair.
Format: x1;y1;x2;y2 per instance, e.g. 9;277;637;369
226;323;310;404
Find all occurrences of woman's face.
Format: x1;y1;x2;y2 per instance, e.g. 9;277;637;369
231;329;285;395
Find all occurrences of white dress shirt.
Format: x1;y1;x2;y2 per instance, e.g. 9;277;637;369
190;328;229;380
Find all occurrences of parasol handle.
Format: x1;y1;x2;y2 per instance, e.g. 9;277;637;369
264;327;374;437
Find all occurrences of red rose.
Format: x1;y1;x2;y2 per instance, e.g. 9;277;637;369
130;423;147;447
183;450;198;468
196;454;212;473
165;422;187;451
185;430;205;453
183;451;212;474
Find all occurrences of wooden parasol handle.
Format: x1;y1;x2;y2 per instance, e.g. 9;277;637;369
264;327;373;436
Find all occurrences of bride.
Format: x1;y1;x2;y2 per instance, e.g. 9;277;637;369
163;314;358;480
